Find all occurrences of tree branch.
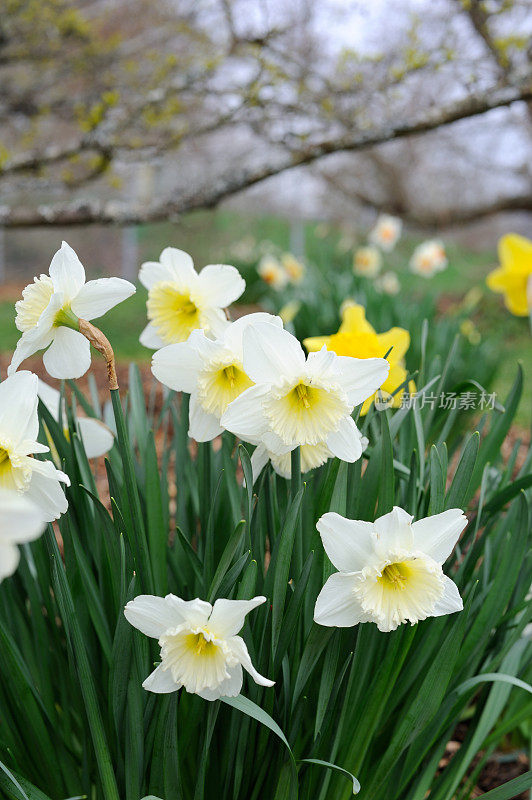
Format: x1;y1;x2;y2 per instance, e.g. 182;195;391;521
1;81;531;228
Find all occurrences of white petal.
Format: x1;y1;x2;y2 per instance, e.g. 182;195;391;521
229;636;275;687
0;371;39;445
0;543;20;581
222;313;283;355
219;384;270;440
138;260;177;290
188;395;224;441
209;597;266;638
201;307;230;339
317;512;376;572
198;665;243;700
77;417;114;458
48;241;86;300
143;663;180;693
411;509;468;564
8;317;56;375
250;445;270;484
71;277;135;320
335;357;390;407
326;416;367;463
373;507;414;554
196;264;245;307
26;459;69;522
152;341;201;393
139;323;166;350
242;324;305;385
314;572;368;627
0;490;45;543
124;594;185;638
43;328;91;380
37;380;61;421
431;576;463;617
159;247;196;283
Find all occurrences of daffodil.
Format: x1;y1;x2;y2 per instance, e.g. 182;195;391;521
410;240;447;278
304;304;412;415
314;506;467;632
124;594;274;700
487;233;532;316
38;381;114;460
353;246;382;278
221;322;388;461
0;489;46;581
375;271;400;296
0;372;69;521
9;242;136;379
257;255;288;290
281;253;305;284
152;313;281;441
139;248;245;348
368;214;402;252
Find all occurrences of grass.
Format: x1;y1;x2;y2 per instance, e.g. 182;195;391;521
1;210;530;427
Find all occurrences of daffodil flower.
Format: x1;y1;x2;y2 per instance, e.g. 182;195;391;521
257;255;288;290
250;432;367;482
368;214;402;252
38;381;114;460
314;506;467;633
152;313;282;441
487;233;532;317
0;372;70;521
353;246;382;277
124;594;274;700
304;304;413;415
139;247;245;348
410;240;447;277
221;322;388;460
9;241;136;379
0;489;46;582
375;271;400;296
280;253;305;284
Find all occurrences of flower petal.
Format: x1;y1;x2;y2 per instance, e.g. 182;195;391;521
432;576;463;617
0;543;20;582
48;241;86;300
0;490;45;544
143;663;180;693
326;416;368;462
37;380;61;421
209;596;266;638
242;323;305;385
314;572;368;627
188;395;224;441
152;341;202;393
250;444;270;484
411;509;467;564
198;665;243;700
317;512;376;572
160;247;196;282
373;506;414;554
0;371;39;445
220;384;270;440
43;328;91;380
26;459;69;522
124;594;188;638
222;312;282;355
196;264;245;307
71;277;135;320
335;356;390;407
139;323;166;350
77;417;114;459
229;636;275;687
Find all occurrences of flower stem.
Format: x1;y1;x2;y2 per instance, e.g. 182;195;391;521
78;318;118;391
291;447;302;576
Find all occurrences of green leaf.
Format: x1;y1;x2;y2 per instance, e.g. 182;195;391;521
270;487;304;656
300;759;360;794
474;771;532;799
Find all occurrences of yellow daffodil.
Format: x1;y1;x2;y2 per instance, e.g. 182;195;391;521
303;304;413;414
281;253;305;284
487;233;532;316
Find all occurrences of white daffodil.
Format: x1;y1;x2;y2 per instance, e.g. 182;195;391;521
353;246;382;278
368;214;402;252
257;255;288;290
280;253;305;284
9;241;136;379
152;313;282;442
375;271;400;296
38;381;114;460
139;247;245;349
124;594;274;700
410;240;448;277
251;431;368;483
0;372;70;521
0;489;46;581
314;506;467;633
221;323;388;462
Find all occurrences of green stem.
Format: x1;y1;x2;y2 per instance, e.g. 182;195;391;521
199;441;212;559
291;447;303;577
110;387;154;594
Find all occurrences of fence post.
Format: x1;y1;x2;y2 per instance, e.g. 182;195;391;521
289;218;305;258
